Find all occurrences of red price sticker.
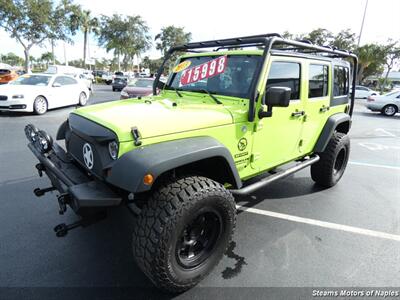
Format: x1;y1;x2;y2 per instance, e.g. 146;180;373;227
180;56;228;86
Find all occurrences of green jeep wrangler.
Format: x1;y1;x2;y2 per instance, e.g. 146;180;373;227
25;33;357;292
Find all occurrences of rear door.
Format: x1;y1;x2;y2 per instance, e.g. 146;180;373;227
61;76;81;105
301;61;331;154
49;76;68;108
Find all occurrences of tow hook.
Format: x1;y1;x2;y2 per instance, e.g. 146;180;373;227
57;193;70;215
35;163;45;177
54;211;107;237
33;186;56;197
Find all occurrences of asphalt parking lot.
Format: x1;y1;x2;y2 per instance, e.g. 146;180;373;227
0;84;399;299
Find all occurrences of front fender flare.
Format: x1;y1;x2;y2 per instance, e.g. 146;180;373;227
106;137;242;193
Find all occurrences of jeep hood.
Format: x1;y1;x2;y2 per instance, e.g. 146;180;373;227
72;98;233;142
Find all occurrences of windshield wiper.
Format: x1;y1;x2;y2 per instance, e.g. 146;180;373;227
199;89;222;105
171;87;182;97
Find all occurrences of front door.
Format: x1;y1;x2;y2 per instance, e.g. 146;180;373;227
251;57;306;172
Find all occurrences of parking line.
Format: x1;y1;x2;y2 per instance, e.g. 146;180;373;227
237;206;400;242
349;161;400;170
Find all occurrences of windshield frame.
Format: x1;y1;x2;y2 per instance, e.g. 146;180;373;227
165;54;263;100
153;34;358;121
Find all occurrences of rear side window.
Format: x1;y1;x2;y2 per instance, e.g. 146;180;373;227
308;64;328;98
333;66;349;96
266;61;301;100
63;77;78;85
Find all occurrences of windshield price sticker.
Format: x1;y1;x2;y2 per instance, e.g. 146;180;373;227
180;56;227;86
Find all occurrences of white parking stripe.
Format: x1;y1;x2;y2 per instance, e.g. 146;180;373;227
237;206;400;242
349;161;400;170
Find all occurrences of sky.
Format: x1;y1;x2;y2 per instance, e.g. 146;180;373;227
1;0;399;64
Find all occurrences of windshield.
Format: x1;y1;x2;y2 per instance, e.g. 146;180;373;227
128;79;153;88
10;75;51;86
168;55;262;99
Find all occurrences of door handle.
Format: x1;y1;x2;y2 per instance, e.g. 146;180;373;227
320;105;330;113
291;110;305;117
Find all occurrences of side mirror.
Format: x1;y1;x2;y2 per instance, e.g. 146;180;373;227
259;87;291;119
264;86;291;107
53;82;61;88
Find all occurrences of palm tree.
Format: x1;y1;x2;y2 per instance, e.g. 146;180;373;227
356;44;382;84
78;10;99;68
40;52;55;69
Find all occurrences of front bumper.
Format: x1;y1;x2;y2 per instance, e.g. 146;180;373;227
27;135;122;214
365;103;383;111
0;99;30;111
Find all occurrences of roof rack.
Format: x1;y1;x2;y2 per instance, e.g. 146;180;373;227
154;33;358;119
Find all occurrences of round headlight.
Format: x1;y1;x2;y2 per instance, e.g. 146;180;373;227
35;130;53;153
108;141;119;160
24;124;38;142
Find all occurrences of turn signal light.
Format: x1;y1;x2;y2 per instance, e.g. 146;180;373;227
143;174;154;185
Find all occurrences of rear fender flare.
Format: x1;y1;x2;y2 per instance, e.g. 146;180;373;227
314;113;351;153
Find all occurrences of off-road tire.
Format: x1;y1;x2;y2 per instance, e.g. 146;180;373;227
381;104;398;117
132;176;236;293
311;132;350;188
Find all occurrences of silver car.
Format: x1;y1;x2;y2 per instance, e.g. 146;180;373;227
365;90;400;116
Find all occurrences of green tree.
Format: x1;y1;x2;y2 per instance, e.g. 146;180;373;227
155;25;191;73
281;31;303;41
0;52;24;66
141;56;163;74
94;57;111;71
356;44;387;83
155;25;192;56
0;0;81;72
303;28;333;45
68;58;84;68
40;51;55;68
77;10;99;68
98;14;151;71
383;43;400;87
332;29;357;51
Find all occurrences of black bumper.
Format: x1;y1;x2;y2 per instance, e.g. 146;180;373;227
28;142;122;214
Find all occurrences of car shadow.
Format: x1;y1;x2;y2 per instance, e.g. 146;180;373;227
234;174;327;213
353;111;400;120
0;177;173;299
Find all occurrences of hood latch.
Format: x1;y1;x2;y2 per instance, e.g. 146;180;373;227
131;127;142;146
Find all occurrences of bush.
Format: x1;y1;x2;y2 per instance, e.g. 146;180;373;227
95;76;106;84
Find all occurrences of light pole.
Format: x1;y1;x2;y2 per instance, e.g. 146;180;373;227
357;0;369;47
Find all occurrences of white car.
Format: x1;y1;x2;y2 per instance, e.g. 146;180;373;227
45;65;93;92
365;90;400;116
354;85;379;99
0;73;89;115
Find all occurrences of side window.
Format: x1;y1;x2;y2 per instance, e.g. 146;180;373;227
53;76;65;86
266;61;301;100
333;66;349;97
308;64;328;98
62;76;78;85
